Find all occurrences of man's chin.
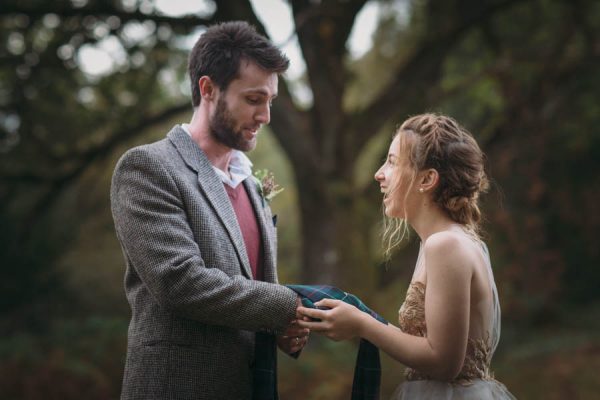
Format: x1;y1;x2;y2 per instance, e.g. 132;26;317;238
243;136;258;151
234;139;256;152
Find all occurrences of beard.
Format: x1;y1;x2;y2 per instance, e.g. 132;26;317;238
209;96;256;152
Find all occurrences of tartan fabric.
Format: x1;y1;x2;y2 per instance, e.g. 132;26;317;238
252;285;387;400
289;285;388;400
287;285;387;325
252;332;279;400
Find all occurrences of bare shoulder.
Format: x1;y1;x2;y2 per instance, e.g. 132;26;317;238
423;231;474;277
424;230;469;258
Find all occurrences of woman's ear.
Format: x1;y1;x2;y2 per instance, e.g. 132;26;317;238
418;169;439;193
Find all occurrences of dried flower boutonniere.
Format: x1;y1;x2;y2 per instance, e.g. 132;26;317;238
254;169;284;204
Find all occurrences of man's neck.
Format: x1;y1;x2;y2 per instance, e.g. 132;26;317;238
188;109;232;174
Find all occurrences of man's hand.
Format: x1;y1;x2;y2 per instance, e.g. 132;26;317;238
277;297;310;355
277;320;310;355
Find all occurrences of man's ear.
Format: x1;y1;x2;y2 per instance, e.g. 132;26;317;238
199;76;216;101
419;169;439;193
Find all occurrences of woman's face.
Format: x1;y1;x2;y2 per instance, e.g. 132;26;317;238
374;135;415;218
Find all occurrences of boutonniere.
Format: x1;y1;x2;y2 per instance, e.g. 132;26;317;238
253;169;284;204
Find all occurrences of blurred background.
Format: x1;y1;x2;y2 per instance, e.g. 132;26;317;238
1;0;599;398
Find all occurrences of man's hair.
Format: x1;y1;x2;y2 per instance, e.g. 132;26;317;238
188;21;289;107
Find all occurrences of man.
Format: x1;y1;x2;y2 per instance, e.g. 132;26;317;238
111;21;308;399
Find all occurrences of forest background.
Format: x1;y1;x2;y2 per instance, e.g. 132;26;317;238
1;0;599;399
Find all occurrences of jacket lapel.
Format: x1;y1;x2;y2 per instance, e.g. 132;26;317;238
167;126;253;279
244;178;277;283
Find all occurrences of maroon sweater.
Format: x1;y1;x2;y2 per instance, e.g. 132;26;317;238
224;183;263;281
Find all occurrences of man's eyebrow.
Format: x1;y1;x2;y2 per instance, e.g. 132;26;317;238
242;88;278;98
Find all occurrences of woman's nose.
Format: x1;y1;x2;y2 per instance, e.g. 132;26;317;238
374;168;384;182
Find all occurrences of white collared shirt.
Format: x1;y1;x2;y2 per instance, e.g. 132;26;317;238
181;124;253;189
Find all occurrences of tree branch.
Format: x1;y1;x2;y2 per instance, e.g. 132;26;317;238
2;102;191;183
211;0;270;36
0;1;214;28
291;0;368;150
484;7;587;151
10;101;191;245
351;0;529;153
269;83;318;174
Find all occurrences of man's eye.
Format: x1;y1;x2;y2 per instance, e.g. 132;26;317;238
247;97;259;104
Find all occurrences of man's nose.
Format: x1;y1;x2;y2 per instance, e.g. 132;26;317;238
255;103;270;125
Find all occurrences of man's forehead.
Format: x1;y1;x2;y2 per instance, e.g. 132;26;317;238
232;60;278;95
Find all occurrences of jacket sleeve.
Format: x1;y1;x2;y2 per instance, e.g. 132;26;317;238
110;147;297;332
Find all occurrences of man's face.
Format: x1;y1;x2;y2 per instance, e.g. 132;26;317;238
209;61;278;152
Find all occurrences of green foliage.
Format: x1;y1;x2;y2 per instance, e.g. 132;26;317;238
1;0;599;398
0;0;194;316
0;317;127;400
415;0;600;318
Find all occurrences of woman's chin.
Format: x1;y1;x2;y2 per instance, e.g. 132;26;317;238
383;205;399;218
384;204;407;219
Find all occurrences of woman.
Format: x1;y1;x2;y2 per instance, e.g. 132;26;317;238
298;113;515;399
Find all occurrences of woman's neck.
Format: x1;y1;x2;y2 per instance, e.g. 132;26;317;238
410;203;457;243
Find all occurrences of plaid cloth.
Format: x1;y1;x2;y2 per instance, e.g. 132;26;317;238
253;331;279;400
252;285;387;400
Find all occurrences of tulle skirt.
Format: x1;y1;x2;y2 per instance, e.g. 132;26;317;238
391;379;516;399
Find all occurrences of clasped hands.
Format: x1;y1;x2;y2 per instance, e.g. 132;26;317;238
296;298;366;342
277;297;366;354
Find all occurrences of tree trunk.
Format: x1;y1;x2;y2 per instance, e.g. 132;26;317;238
296;173;377;298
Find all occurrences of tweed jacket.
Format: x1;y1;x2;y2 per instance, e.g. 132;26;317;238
110;125;298;399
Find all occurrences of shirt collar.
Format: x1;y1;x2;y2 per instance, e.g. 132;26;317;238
181;124;253;188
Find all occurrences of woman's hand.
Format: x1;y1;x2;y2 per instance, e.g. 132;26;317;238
296;298;367;341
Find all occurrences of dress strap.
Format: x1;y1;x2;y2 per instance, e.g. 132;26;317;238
410;242;426;283
480;242;501;354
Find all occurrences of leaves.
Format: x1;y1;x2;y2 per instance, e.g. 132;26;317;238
254;169;284;203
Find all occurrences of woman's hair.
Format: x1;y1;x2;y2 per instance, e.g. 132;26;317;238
383;113;489;258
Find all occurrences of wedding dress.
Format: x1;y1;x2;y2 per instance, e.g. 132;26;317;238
391;240;516;399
